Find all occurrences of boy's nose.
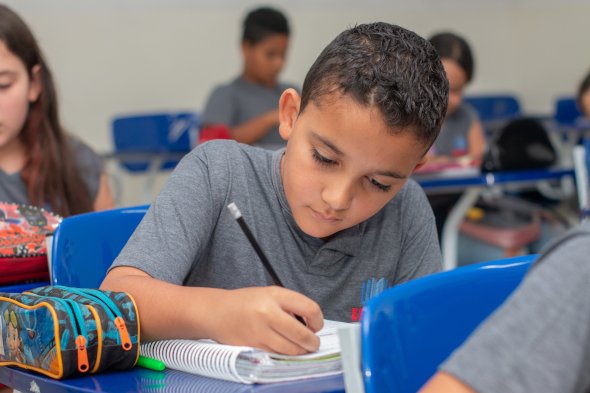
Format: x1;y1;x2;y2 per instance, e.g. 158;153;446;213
321;180;354;211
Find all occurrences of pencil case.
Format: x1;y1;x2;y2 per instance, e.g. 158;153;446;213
0;286;140;379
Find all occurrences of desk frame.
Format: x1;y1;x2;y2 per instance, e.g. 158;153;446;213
417;168;574;270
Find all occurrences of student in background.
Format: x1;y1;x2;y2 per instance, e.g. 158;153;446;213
428;32;485;163
420;222;590;393
101;22;449;355
426;32;486;237
0;5;114;217
201;6;296;149
578;69;590;117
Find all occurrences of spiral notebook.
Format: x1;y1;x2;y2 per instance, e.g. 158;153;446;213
140;320;351;384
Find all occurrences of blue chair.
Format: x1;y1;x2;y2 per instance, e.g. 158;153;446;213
50;205;148;288
112;112;199;172
554;96;582;128
0;281;47;293
110;112;199;203
360;254;536;393
464;94;521;124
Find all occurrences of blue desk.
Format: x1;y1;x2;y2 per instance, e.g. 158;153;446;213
414;167;575;270
0;366;345;393
0;281;49;293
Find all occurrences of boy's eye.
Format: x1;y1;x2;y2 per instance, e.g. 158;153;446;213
368;177;391;192
312;149;337;167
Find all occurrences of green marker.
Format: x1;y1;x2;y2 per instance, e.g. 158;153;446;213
137;355;166;371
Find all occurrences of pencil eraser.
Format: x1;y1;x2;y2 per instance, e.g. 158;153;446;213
227;202;242;219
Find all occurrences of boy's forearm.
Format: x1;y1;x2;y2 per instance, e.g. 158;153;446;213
100;271;222;341
231;110;278;144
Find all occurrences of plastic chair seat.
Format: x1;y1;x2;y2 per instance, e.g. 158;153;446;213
361;255;536;393
112;112;199;172
50;205;148;288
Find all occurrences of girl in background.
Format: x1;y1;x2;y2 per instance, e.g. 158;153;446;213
428;32;485;163
0;4;114;217
426;32;486;238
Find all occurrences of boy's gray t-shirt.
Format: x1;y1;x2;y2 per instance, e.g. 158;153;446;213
112;140;442;322
202;77;296;150
441;221;590;393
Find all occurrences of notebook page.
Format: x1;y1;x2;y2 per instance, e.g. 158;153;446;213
269;319;351;361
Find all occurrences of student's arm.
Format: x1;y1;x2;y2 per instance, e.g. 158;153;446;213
420;372;476;393
230;109;279;144
100;266;323;355
467;119;485;162
93;173;115;211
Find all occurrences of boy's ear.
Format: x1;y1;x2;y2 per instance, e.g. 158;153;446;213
27;64;42;103
413;155;429;172
278;88;301;141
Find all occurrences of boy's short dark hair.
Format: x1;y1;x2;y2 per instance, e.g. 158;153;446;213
300;22;448;150
242;7;289;44
429;31;474;82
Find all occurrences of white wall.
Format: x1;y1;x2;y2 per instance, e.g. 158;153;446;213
4;0;590;203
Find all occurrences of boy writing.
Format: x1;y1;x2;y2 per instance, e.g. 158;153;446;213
101;22;449;356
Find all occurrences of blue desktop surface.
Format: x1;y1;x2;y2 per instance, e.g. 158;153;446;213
0;366;345;393
415;167;574;192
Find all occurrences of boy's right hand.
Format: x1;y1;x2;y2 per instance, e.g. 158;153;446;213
205;286;324;356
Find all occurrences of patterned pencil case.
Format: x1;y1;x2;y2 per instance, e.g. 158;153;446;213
0;286;140;379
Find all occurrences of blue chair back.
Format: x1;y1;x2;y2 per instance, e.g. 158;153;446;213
112;112;199;172
464;94;521;123
554;96;582;127
361;254;536;393
50;205;148;288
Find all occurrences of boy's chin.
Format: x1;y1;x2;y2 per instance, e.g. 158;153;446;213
298;223;342;240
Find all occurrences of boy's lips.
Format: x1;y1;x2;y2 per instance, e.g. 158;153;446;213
310;208;342;222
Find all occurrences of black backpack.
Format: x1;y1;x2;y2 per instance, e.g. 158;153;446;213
481;117;557;172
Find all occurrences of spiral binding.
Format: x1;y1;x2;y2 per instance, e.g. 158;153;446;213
141;340;251;384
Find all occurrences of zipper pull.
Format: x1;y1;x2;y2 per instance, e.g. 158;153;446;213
75;335;89;372
115;316;132;350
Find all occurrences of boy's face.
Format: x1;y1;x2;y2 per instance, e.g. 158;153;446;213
242;34;288;88
581;89;590;118
278;89;427;239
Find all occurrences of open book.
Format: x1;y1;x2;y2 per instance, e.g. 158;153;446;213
140;320;351;384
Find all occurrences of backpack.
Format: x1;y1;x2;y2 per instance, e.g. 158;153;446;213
481;117;557;172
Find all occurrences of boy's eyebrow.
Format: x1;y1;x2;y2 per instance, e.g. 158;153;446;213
311;131;407;180
310;132;344;155
375;169;406;180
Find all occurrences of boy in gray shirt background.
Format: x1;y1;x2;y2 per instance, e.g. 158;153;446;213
101;22;449;356
202;7;296;150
